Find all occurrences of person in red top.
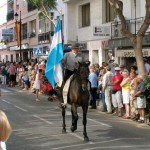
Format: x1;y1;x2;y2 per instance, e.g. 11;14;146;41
111;67;123;117
9;63;16;87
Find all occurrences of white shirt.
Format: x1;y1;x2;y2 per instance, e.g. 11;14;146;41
102;71;114;88
0;142;6;150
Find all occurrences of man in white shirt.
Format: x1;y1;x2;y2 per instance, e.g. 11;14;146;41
102;65;114;113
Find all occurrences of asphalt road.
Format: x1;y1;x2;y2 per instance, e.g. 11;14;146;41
0;85;150;150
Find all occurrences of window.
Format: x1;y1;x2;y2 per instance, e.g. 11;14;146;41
50;12;54;32
106;0;115;22
6;55;8;62
39;15;50;33
22;23;27;39
29;20;36;37
82;3;90;27
11;54;13;62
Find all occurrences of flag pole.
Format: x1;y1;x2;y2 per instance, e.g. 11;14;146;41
59;10;65;83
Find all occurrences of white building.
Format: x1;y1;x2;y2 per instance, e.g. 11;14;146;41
63;0;150;67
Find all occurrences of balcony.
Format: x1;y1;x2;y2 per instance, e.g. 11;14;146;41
38;31;53;44
7;12;14;21
108;17;150;48
28;32;36;38
111;17;150;39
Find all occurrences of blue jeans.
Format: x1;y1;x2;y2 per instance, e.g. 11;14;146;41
100;91;107;112
90;88;97;109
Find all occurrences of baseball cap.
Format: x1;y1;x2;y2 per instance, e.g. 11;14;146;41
115;67;121;71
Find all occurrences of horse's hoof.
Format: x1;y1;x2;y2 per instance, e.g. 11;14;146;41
70;126;77;132
84;136;89;142
70;126;74;132
62;128;66;133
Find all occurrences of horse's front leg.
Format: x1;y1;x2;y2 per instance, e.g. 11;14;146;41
62;107;66;133
70;104;78;132
82;106;89;142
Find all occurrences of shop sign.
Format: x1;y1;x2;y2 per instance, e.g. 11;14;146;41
93;26;111;37
2;29;14;36
122;50;150;57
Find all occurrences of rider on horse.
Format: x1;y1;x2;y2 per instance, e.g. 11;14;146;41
61;43;84;107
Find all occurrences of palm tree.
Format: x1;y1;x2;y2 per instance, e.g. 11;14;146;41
27;0;57;25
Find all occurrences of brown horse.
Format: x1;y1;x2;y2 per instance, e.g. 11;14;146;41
61;61;90;142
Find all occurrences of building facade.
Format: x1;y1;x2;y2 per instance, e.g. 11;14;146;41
0;0;65;62
63;0;150;67
1;0;150;65
108;0;150;67
63;0;113;65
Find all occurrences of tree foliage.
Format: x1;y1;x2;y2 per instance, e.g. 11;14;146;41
27;0;57;25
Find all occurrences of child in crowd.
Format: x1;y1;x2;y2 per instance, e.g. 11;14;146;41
33;69;43;102
22;68;29;90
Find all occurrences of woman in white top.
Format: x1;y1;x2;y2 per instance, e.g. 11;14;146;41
33;69;43;101
0;110;12;150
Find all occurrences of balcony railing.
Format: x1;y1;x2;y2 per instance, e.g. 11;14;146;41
28;32;36;38
111;17;150;39
38;31;54;44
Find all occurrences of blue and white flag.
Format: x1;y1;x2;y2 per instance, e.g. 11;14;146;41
45;18;63;88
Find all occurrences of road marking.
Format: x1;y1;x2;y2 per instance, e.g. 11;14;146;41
65;111;111;128
1;99;27;112
1;99;11;104
83;145;150;150
14;105;27;112
87;118;112;128
33;115;53;125
1;89;11;92
53;138;143;150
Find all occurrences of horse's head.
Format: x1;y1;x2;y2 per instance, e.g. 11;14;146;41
76;61;90;90
78;61;90;79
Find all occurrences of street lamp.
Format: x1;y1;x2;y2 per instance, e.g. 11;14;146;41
14;11;22;61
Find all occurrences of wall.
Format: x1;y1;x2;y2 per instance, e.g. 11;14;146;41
0;0;7;25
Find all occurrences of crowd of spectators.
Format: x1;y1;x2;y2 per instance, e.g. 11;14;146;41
0;58;150;124
0;60;57;102
89;59;150;124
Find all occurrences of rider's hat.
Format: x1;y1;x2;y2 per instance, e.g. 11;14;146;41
71;43;79;49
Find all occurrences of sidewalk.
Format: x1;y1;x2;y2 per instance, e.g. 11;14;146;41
96;100;150;128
